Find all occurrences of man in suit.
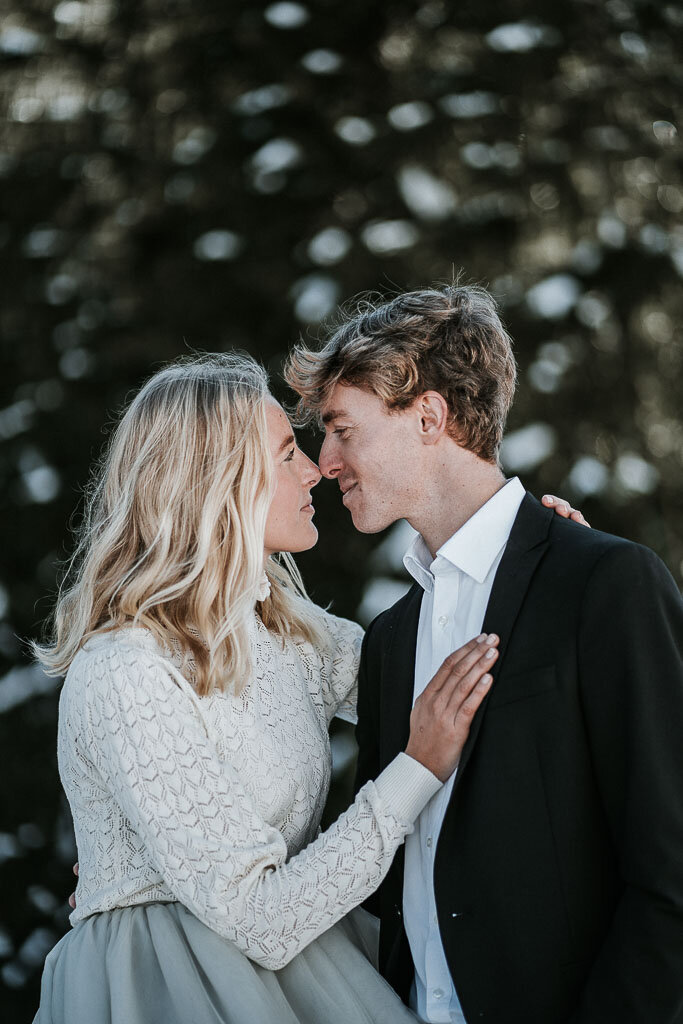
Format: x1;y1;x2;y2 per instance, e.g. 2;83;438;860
285;283;683;1023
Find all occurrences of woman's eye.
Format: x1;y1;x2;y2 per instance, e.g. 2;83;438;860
284;447;296;462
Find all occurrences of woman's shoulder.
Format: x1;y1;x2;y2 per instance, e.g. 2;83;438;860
323;608;364;651
66;627;172;694
292;597;364;650
291;602;364;688
76;625;158;659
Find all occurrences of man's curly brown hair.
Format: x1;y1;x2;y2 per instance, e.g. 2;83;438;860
284;283;517;464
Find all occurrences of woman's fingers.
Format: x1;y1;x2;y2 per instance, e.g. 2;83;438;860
406;636;499;780
569;509;590;527
427;634;499;694
542;494;590;528
444;645;498;717
454;671;495;724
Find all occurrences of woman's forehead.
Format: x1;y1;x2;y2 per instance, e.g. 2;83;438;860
265;397;294;447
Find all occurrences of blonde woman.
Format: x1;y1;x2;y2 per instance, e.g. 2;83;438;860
33;353;577;1023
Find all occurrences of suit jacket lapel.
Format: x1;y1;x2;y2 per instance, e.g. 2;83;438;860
451;492;554;789
380;581;422;766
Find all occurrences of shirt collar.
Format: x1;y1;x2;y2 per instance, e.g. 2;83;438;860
403;477;526;592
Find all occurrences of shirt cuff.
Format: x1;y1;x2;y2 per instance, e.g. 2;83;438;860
373;752;442;823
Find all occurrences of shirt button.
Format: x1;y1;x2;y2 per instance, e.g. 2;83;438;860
438;615;448;627
426;836;433;847
433;989;444;999
433;913;438;925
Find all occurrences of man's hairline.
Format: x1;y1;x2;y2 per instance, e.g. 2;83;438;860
314;391;504;465
318;383;452;423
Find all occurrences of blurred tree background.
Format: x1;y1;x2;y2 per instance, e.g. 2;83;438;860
1;0;682;1016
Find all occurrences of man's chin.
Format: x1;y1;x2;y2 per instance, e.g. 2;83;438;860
349;508;394;535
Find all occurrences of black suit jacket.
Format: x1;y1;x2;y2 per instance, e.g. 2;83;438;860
354;493;683;1024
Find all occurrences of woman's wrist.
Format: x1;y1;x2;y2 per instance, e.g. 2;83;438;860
373;752;442;823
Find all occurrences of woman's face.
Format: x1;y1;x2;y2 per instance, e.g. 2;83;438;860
264;398;321;558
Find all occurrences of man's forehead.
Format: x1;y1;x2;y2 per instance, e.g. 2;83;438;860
320;382;379;421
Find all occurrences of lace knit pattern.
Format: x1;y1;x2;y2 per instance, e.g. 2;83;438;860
59;607;439;969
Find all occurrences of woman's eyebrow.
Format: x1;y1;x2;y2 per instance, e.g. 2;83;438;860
277;432;296;454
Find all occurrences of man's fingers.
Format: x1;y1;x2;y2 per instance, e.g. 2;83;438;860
68;862;79;909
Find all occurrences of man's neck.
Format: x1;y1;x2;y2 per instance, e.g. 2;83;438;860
409;454;508;559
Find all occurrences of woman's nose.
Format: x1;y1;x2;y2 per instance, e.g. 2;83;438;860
303;454;322;488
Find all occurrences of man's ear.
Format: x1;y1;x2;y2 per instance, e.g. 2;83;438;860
416;391;449;444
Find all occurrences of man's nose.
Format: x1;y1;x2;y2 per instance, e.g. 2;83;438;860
318;437;341;479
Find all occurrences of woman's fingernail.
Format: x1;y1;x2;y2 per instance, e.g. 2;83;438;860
476;633;486;642
486;633;498;644
485;647;497;659
481;674;493;686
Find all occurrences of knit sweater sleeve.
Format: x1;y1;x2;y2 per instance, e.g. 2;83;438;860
314;609;364;726
78;642;440;969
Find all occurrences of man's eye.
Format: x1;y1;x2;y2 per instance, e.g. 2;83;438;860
334;428;348;438
284;447;296;462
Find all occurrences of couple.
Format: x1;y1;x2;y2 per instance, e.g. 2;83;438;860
34;284;683;1024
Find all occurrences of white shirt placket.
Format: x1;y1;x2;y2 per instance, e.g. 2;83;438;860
422;568;463;1022
402;478;526;1024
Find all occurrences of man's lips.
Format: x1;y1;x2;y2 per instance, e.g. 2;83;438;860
341;483;357;504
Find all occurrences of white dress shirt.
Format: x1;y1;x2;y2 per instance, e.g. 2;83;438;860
402;477;526;1023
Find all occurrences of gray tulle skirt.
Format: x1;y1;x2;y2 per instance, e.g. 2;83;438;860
34;902;417;1024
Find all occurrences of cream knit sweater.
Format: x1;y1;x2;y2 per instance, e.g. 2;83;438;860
60;607;441;969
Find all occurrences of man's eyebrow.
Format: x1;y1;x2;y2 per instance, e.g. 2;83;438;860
321;409;347;425
277;432;296;454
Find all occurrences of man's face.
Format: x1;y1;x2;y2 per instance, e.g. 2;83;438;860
318;383;421;533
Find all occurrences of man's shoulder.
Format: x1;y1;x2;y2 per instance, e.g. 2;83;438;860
544;513;676;589
547;515;631;557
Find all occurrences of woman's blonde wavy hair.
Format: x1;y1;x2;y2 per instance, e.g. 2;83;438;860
33;352;326;696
